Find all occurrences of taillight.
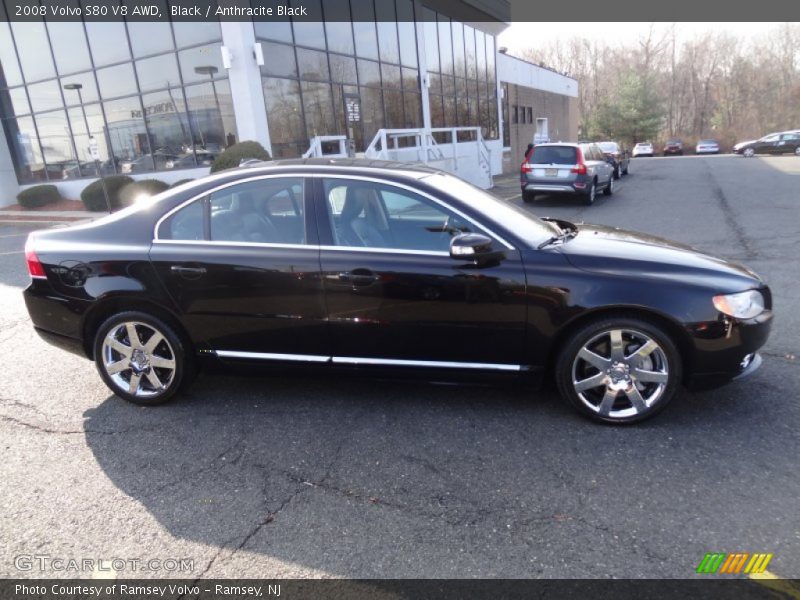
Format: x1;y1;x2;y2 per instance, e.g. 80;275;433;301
520;162;532;173
25;236;45;278
571;147;587;174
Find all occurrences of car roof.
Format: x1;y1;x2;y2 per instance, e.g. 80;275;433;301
533;142;582;148
237;157;440;178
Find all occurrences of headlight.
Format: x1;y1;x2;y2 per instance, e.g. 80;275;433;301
712;290;765;319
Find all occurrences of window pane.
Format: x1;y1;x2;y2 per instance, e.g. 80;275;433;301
357;59;381;87
136;54;181;92
351;0;378;59
403;92;422;128
297;48;330;82
381;64;401;90
301;81;334;137
97;63;137;99
85;22;131;67
140;91;191;170
324;0;354;55
292;0;325;49
185;79;236;154
104;96;152;173
259;43;297;79
396;0;417;68
210;178;305;244
47;21;91;75
375;2;399;64
60;72;100;105
0;22;23;87
128;19;173;57
28;80;63;113
10;22;55;82
163;198;204;240
329;54;357;84
383;89;403;128
486;35;496;84
421;11;439;74
254;21;293;44
172;21;221;48
7;115;45;182
3;87;30;117
451;22;466;79
429;94;444;128
262;77;304;148
35;109;77;178
464;25;477;80
68;103;113;176
401;68;418;91
179;44;225;84
437;17;453;75
476;30;487;83
360;86;384;143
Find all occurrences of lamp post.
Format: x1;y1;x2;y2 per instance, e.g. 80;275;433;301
194;65;224;149
63;82;112;213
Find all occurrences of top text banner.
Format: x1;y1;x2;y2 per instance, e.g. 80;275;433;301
2;0;797;22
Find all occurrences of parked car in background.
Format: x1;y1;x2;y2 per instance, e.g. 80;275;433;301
521;142;615;205
739;131;800;157
597;141;630;179
632;142;654;157
22;159;772;424
733;139;759;154
695;140;721;154
165;151;218;169
663;139;684;156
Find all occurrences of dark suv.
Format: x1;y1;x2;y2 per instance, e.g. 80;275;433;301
663;139;684;156
521;143;615;205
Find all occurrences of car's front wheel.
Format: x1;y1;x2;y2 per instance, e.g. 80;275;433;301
743;148;755;158
94;311;193;405
555;317;682;424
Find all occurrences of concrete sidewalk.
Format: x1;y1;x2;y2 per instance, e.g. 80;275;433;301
0;210;107;224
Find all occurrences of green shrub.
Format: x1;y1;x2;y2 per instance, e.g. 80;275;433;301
209;141;271;173
118;179;169;206
169;178;195;188
80;175;134;211
16;184;61;209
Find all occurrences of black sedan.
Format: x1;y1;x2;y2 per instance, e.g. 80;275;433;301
23;159;772;424
740;131;800;157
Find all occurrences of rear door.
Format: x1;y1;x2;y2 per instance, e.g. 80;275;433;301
149;175;329;358
777;133;800;154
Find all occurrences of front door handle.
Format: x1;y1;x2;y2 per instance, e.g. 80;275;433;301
339;268;379;286
171;265;207;279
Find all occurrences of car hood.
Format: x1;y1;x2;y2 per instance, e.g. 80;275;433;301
557;223;763;291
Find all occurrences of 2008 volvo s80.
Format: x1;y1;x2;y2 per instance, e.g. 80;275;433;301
23;159;772;424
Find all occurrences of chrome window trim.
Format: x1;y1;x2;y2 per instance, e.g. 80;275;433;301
212;350;522;371
313;173;515;251
153;173;308;242
152;239;313;251
318;245;449;257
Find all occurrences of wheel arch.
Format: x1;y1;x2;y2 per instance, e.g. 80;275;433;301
81;295;193;360
545;306;695;383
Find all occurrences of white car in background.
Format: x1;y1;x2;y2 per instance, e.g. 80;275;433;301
632;142;654;157
695;139;720;154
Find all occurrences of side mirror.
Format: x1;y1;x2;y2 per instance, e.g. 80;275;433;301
450;233;502;265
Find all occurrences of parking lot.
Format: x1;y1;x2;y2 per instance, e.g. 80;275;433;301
1;154;799;580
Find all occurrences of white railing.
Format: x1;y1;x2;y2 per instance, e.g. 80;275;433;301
303;135;349;159
364;127;493;188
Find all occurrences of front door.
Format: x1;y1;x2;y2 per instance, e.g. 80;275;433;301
150;176;328;358
314;176;528;368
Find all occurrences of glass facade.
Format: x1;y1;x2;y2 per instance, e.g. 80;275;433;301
0;4;234;183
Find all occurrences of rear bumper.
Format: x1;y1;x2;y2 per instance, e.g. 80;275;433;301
24;281;90;358
522;183;581;194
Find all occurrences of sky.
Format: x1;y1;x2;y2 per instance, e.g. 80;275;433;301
497;22;787;55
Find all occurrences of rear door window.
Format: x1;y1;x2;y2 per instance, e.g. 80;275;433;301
529;146;577;165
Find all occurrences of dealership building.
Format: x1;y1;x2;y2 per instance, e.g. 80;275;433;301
0;1;578;201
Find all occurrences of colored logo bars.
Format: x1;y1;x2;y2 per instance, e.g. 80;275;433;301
696;553;773;574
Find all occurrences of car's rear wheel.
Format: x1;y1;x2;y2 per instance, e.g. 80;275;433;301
555;317;682;424
603;176;614;196
522;189;536;203
94;311;193;405
743;148;755;158
583;181;596;205
794;147;800;156
623;161;629;175
613;165;621;179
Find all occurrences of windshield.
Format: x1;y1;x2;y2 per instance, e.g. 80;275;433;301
527;145;577;165
598;142;618;153
421;172;555;248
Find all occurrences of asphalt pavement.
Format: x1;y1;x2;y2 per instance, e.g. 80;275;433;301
0;155;798;581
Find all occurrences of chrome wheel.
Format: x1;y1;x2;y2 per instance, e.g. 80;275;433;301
743;148;755;158
795;147;800;156
571;328;669;419
101;321;176;398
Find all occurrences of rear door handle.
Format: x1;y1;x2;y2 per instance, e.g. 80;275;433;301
339;269;379;286
171;265;206;278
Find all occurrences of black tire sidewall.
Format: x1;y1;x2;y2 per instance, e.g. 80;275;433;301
93;311;188;406
555;317;683;425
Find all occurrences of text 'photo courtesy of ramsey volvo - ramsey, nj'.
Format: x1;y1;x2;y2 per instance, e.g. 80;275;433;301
23;159;772;424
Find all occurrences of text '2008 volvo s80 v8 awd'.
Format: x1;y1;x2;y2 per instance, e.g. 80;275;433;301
23;159;772;424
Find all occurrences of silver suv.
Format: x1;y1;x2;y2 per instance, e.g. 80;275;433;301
520;143;615;205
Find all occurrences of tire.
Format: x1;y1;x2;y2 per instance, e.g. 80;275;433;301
622;161;629;175
603;176;614;196
522;189;536;203
93;311;194;405
613;165;621;179
582;181;596;205
794;147;800;156
554;316;682;424
743;148;755;158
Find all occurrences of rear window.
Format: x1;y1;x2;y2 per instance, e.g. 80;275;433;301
598;142;618;153
699;140;717;144
528;146;577;165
